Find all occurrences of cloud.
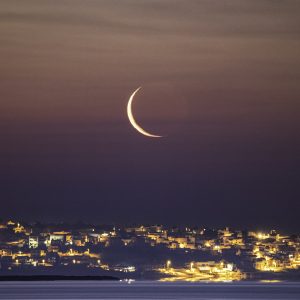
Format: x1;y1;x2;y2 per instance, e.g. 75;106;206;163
1;0;300;38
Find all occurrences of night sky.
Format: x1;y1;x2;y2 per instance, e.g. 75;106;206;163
1;1;300;230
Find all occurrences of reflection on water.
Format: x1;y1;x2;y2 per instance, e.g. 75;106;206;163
0;281;299;299
160;276;238;282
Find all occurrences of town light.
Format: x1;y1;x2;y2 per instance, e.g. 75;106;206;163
166;260;171;269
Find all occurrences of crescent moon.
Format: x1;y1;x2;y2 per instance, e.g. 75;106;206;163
127;87;163;138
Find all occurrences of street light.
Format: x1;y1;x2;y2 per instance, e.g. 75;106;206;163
190;262;194;271
166;260;171;269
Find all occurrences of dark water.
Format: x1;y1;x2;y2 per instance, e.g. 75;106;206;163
0;281;300;299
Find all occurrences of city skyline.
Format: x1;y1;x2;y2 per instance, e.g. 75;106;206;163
1;1;300;230
1;219;300;280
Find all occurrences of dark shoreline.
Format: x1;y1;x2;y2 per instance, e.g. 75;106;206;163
0;275;119;281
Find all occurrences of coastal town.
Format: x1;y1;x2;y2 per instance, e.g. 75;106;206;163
0;220;299;281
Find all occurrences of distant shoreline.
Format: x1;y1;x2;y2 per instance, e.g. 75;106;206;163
0;275;119;281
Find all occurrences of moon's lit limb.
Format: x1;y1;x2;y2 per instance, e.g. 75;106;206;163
127;87;163;138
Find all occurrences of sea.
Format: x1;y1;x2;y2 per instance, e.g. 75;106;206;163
0;281;300;299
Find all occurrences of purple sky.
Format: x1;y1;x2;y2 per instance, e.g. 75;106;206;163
0;1;300;230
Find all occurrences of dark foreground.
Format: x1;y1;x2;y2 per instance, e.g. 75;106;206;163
0;275;119;281
0;281;300;299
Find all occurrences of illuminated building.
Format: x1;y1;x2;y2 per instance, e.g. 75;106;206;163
28;236;39;249
158;260;245;282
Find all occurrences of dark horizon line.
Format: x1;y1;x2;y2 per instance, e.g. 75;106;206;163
2;218;299;235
